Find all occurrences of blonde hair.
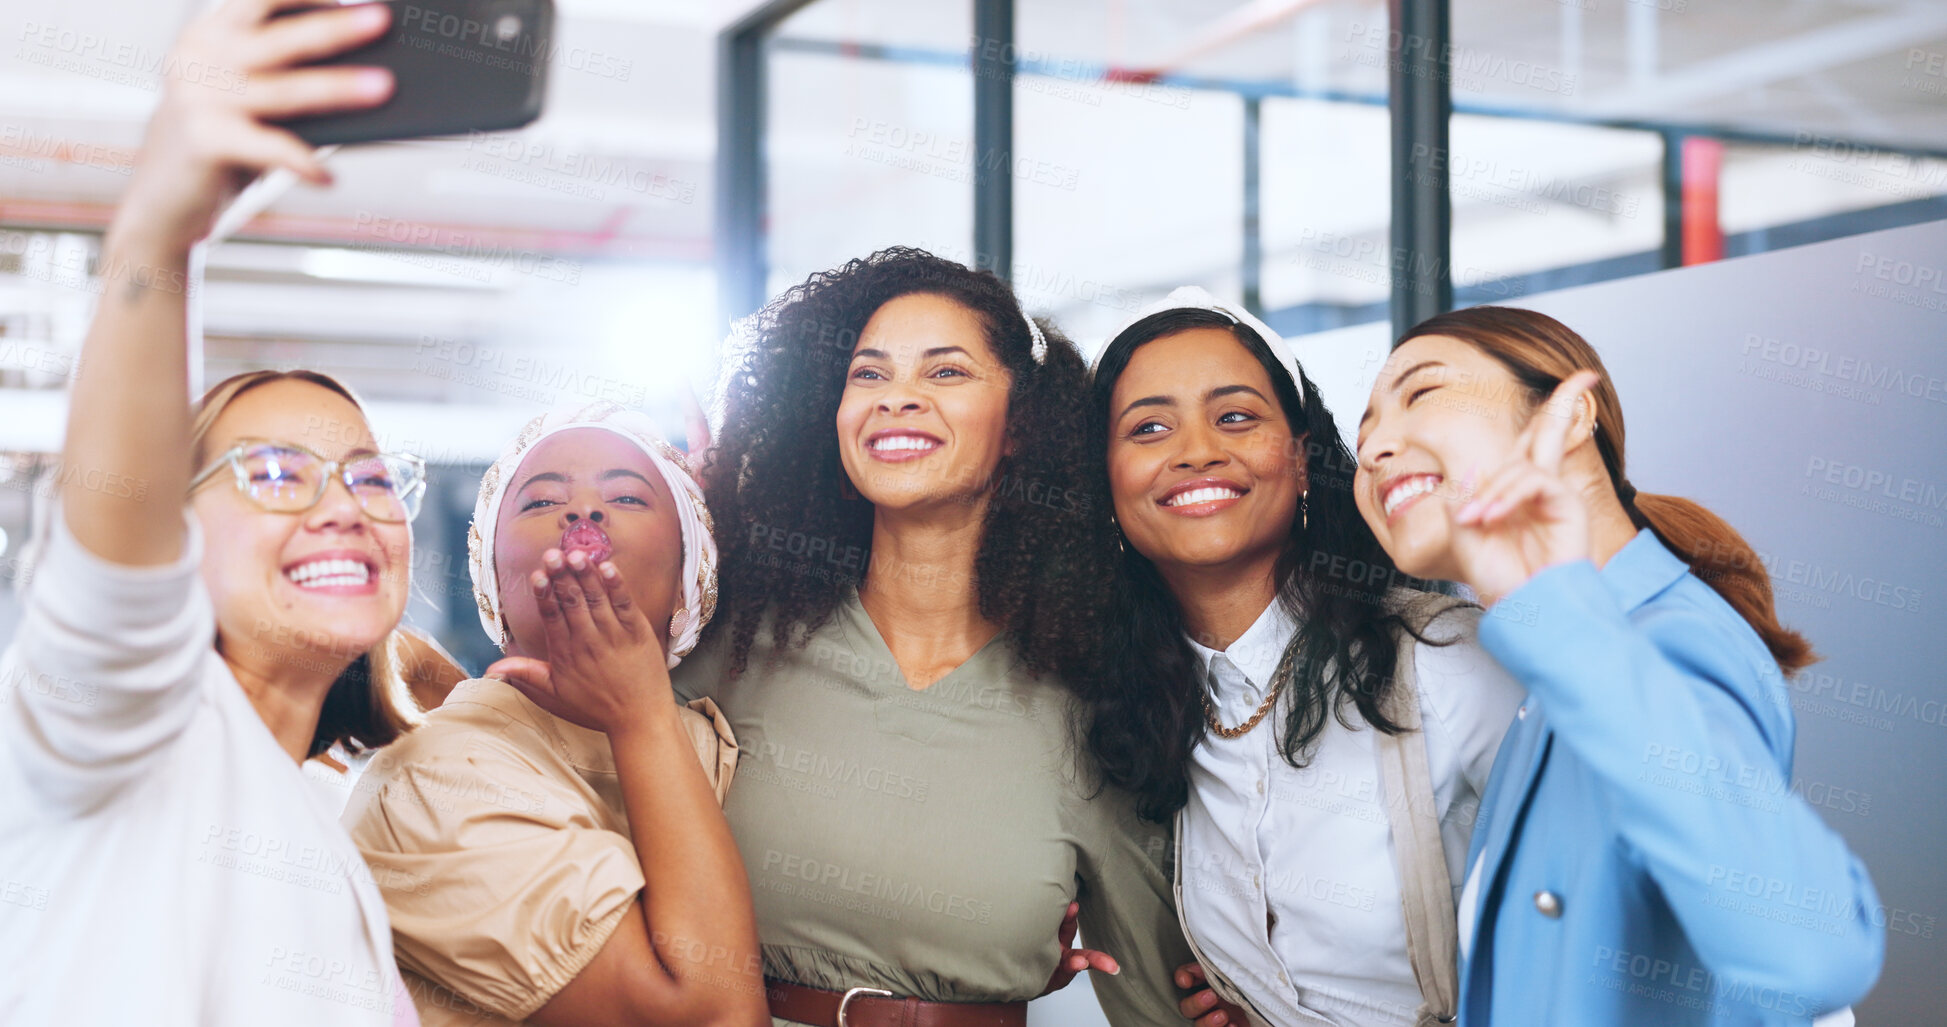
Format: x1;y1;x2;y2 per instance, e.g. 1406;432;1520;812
192;370;422;756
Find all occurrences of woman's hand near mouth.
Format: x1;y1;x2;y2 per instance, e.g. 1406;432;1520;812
488;547;770;1026
486;547;673;736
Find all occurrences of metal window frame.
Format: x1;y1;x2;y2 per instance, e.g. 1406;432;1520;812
716;0;1018;329
1389;0;1453;339
719;1;1947;333
714;0;1450;330
972;0;1015;279
715;0;817;333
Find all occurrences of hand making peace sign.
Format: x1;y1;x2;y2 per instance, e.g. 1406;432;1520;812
1447;370;1603;606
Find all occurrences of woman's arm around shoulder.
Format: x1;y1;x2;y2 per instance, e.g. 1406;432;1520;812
1073;783;1198;1026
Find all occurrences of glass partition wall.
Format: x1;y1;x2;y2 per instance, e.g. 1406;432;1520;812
722;0;1947;356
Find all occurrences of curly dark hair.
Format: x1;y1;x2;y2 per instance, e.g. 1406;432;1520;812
1080;308;1441;821
699;246;1117;685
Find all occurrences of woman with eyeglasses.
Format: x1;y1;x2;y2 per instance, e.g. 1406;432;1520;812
0;1;427;1023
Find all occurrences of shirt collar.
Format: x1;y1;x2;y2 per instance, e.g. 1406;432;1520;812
1599;528;1691;612
1184;598;1299;696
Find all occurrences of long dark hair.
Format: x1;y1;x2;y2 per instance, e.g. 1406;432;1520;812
1082;309;1434;821
699;246;1116;684
1398;306;1814;674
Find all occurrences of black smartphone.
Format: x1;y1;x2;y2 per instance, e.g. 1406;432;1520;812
275;0;553;146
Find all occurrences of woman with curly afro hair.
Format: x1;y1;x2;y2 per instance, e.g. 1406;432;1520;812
670;247;1195;1026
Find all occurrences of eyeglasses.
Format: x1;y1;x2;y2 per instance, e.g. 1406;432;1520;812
189;438;427;523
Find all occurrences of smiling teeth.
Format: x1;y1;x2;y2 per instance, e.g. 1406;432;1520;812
1165;486;1243;508
1383;476;1442;517
286;558;370;588
871;436;940;451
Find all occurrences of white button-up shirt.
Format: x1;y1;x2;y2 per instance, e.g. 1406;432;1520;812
1179;599;1523;1026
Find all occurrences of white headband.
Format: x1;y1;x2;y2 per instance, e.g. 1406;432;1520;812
1023;309;1048;364
1096;286;1304;409
468;402;717;669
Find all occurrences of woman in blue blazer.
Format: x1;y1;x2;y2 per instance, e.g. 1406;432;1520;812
1348;306;1883;1025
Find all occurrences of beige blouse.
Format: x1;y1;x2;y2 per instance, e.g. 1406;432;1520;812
342;678;737;1026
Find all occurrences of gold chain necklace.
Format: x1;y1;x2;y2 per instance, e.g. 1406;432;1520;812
1202;638;1299;739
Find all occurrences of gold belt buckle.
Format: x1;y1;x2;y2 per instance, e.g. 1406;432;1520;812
836;986;893;1026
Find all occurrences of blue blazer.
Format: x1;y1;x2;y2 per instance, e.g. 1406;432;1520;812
1461;530;1884;1025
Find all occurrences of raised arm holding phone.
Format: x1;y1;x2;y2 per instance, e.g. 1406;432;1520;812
0;3;429;1025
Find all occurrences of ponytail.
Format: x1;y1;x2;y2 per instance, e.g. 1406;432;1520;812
1624;490;1815;676
1399;307;1815;676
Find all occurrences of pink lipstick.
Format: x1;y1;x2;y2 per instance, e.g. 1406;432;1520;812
560;520;613;565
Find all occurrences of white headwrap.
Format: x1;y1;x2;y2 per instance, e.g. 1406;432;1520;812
1097;286;1304;409
468;402;717;668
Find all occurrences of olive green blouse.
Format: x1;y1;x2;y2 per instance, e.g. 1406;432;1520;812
671;589;1192;1026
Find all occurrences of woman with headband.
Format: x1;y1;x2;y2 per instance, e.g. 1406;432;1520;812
345;403;768;1027
1082;289;1524;1027
1352;307;1881;1024
676;247;1194;1026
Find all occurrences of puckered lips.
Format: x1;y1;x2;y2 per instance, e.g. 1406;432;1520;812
865;427;944;463
560;520;614;565
1157;476;1249;517
282;549;379;595
1377;472;1444;523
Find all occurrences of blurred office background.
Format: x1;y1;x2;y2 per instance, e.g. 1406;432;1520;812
1;1;1944;1022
